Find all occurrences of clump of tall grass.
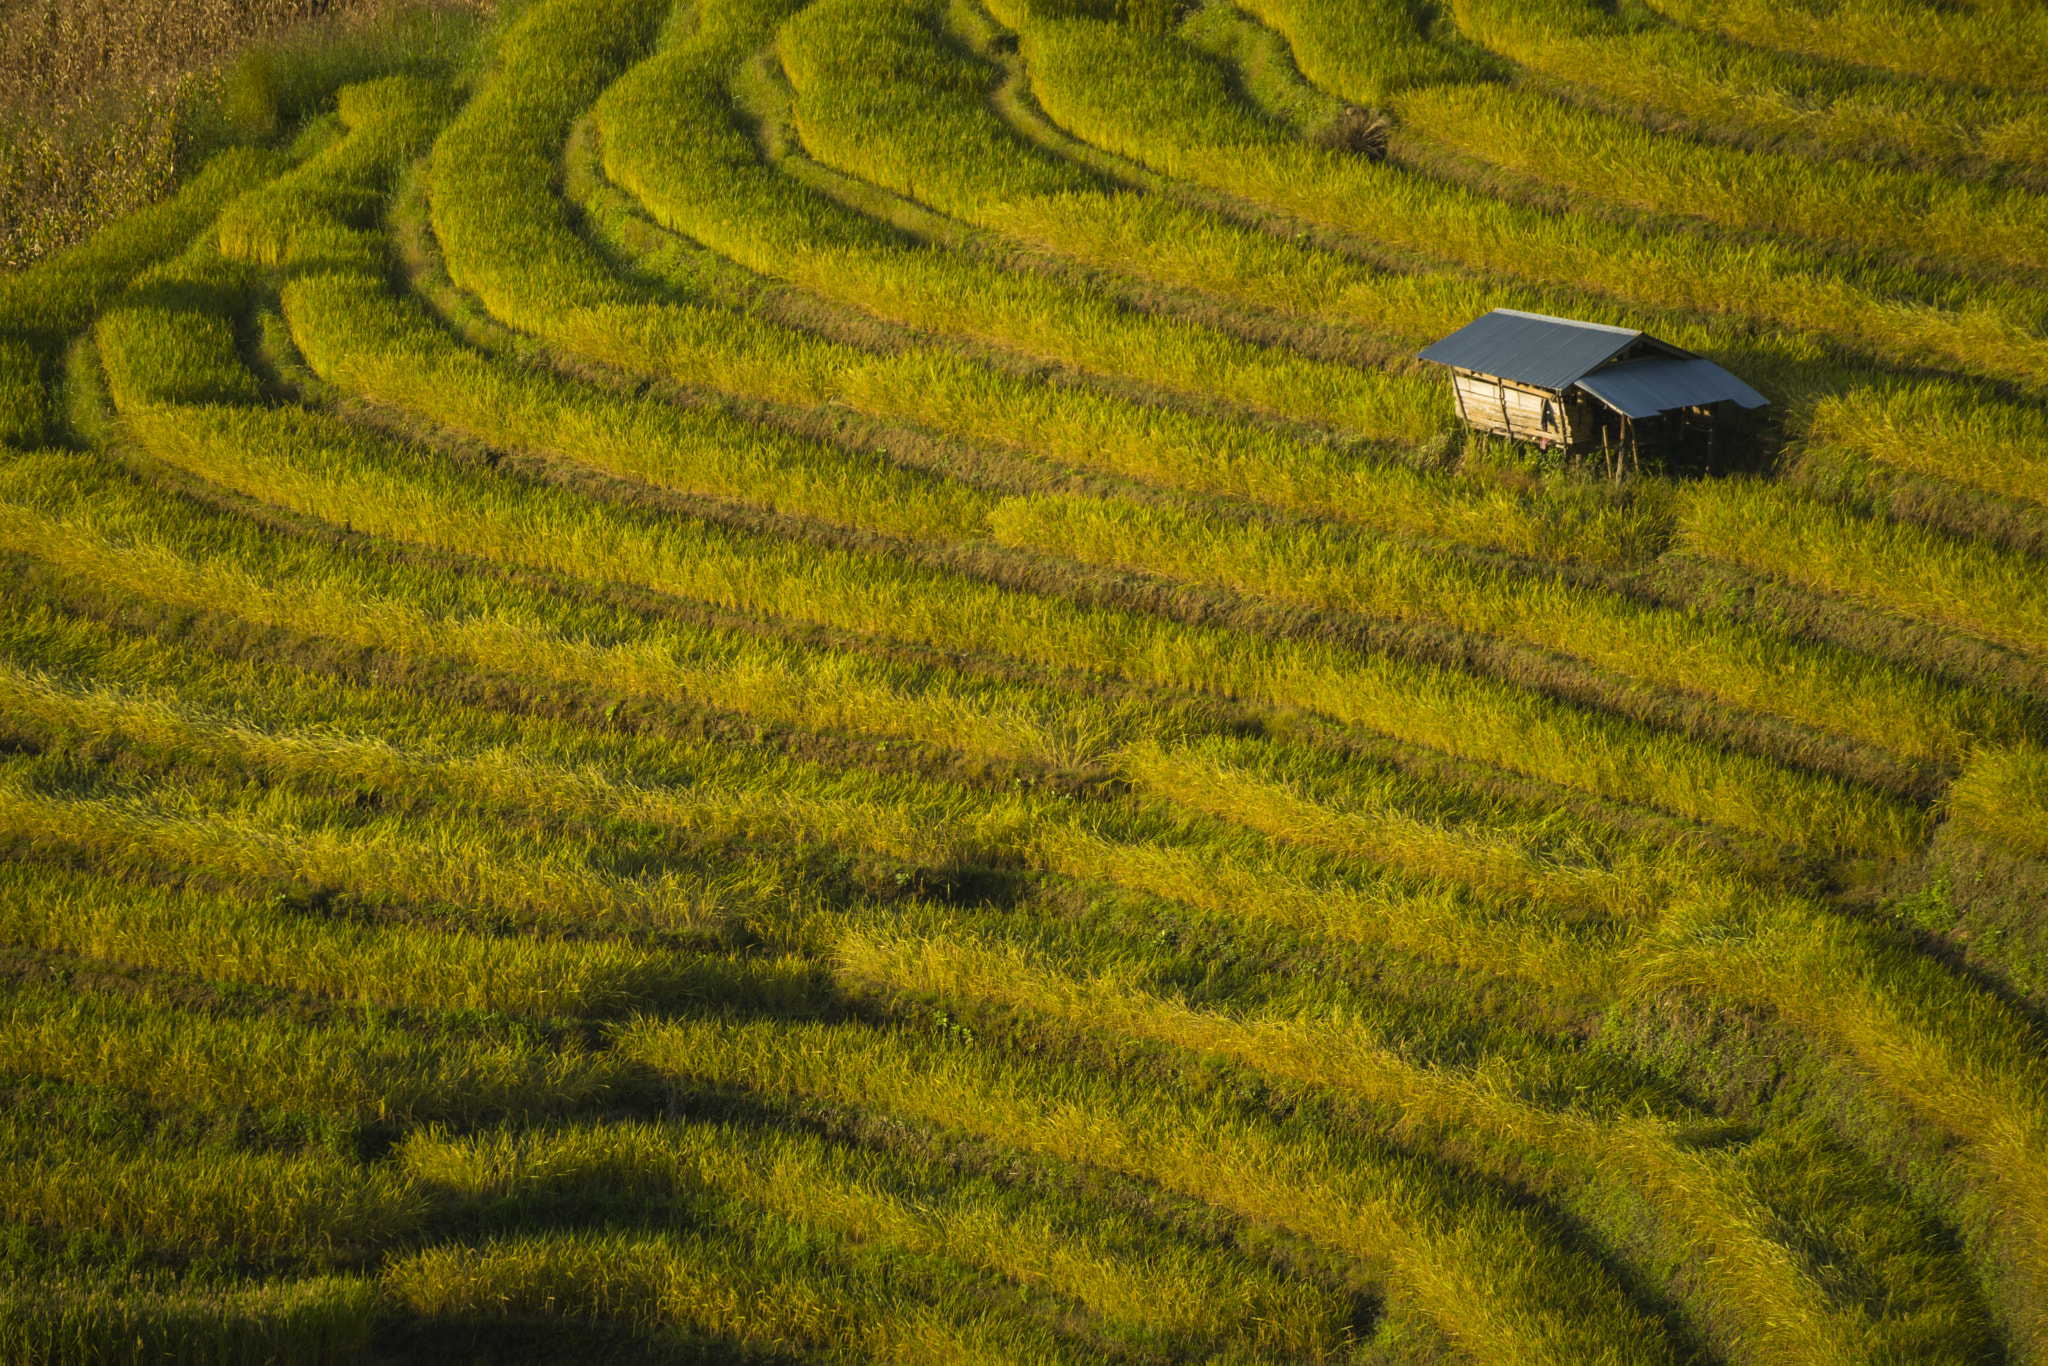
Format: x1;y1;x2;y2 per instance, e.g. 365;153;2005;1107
1947;744;2048;860
1680;479;2048;659
0;1275;376;1366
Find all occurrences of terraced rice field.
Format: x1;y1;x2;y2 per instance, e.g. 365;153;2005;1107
4;0;2048;1360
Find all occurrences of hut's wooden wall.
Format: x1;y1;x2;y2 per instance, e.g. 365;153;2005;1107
1451;371;1588;446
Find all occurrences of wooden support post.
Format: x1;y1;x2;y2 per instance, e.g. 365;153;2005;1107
1452;371;1470;428
1496;380;1513;442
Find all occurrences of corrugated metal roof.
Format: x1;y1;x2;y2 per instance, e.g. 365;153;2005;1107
1416;308;1645;391
1574;357;1769;419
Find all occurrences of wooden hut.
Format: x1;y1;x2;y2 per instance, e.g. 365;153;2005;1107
1417;309;1767;465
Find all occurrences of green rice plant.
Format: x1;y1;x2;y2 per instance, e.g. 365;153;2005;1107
0;457;1176;774
1032;818;1633;998
0;855;804;1019
579;0;1667;568
615;1014;1685;1366
775;0;1097;218
101;342;1920;856
0;648;1049;881
1395;80;2048;272
835;924;1991;1366
424;0;666;323
384;1226;1088;1363
0;638;1628;999
282;274;994;543
399;1118;1359;1359
214;75;451;273
1012;14;2048;390
441;0;1439;443
1947;744;2048;860
1445;0;2048;175
1649;0;2048;96
1680;480;2048;659
991;492;2023;765
0;1111;423;1253
1806;382;2048;509
1638;882;2048;1356
0;342;47;447
1221;0;1492;105
0;147;286;353
764;0;1448;435
1113;734;1736;921
0;980;628;1123
606;0;1480;348
0;1276;376;1366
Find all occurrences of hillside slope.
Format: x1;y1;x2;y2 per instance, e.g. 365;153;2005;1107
3;0;2047;1361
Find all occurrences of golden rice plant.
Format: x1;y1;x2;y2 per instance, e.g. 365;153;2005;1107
384;1227;1091;1363
1806;382;2048;509
0;981;628;1122
615;1012;1685;1366
1396;80;2048;271
0;855;796;1017
1445;0;2048;174
1648;0;2048;95
398;1118;1359;1358
0;1276;376;1366
1947;744;2048;860
991;492;2021;764
1680;479;2048;658
0;1114;423;1252
832;923;1984;1366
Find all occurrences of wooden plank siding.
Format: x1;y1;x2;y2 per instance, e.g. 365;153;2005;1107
1451;370;1587;446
